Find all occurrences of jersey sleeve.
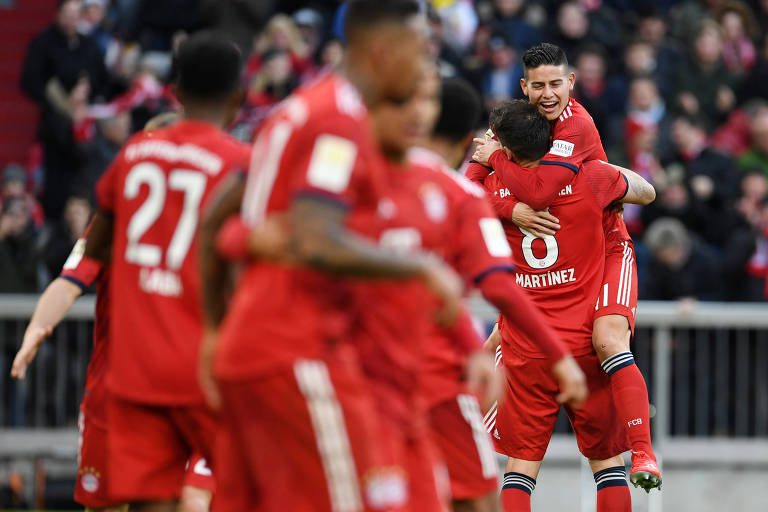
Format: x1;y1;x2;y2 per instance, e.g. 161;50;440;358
450;194;516;286
468;162;518;220
289;113;375;208
95;149;125;214
582;160;629;209
487;152;578;211
442;306;484;356
59;237;103;291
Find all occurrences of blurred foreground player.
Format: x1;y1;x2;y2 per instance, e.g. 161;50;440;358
11;228;214;511
405;77;586;512
83;33;251;510
471;43;661;494
198;2;464;511
472;101;654;512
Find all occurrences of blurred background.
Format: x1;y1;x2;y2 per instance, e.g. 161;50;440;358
0;0;767;510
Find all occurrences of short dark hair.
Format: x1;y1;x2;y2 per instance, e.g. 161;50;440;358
522;42;568;72
175;32;242;101
344;0;422;43
432;78;482;143
490;100;551;162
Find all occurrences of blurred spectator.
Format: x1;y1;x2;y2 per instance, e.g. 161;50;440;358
482;35;523;110
490;0;543;52
246;14;313;85
1;164;44;231
660;114;741;245
625;75;673;161
722;172;768;300
572;44;624;142
432;0;478;54
549;2;590;63
247;48;298;109
43;195;92;279
20;0;111;220
0;197;43;293
426;5;464;78
642;217;723;300
78;0;112;56
738;35;768;103
673;21;739;130
717;1;758;76
77;111;131;202
737;104;768;175
635;9;683;98
294;8;326;63
133;0;203;52
200;0;274;57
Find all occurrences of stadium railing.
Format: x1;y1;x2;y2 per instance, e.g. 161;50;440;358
1;295;768;509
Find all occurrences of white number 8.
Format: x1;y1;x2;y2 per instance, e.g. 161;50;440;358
519;227;559;269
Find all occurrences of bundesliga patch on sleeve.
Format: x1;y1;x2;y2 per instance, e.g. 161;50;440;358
63;239;86;270
479;218;512;257
549;139;575;158
306;134;357;193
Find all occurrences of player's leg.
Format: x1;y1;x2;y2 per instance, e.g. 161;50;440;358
594;240;660;491
567;353;633;512
428;393;499;512
588;456;631;512
494;350;560;512
76;409;128;511
179;455;214;512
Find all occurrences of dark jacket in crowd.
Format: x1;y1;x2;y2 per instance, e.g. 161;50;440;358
642;238;722;300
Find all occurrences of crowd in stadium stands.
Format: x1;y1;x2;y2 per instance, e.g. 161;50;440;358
4;0;768;301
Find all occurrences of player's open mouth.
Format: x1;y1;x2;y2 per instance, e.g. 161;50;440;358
539;101;559;113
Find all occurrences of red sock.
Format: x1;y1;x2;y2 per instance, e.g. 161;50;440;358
602;352;654;456
594;467;631;512
597;484;632;512
501;472;534;512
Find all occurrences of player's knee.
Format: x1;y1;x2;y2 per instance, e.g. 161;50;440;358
592;315;631;361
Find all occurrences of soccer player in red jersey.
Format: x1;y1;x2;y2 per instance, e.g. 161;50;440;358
81;33;251;510
470;100;655;512
10;229;215;511
197;3;464;511
470;43;661;494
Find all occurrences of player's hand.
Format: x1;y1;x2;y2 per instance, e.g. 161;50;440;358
471;139;502;166
552;356;588;408
11;325;53;379
483;322;501;355
511;202;561;238
198;328;222;410
420;255;463;327
465;350;505;413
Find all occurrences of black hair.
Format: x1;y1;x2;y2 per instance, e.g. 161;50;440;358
433;78;482;143
490;100;551;163
522;42;568;71
175;32;242;101
674;112;708;130
344;0;422;43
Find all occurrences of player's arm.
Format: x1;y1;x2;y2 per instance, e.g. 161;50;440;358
10;278;83;379
608;162;656;205
83;211;113;264
474;139;577;211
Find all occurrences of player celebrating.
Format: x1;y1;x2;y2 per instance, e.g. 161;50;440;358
471;100;655;512
471;43;661;494
197;2;464;510
82;33;251;510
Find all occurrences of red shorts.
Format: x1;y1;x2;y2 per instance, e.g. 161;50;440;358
403;432;450;512
428;394;498;500
75;409;117;508
494;349;629;461
214;355;408;512
106;394;218;502
185;455;215;492
594;240;637;333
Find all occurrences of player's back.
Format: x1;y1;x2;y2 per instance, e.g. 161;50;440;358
483;162;626;357
96;120;251;404
215;73;386;379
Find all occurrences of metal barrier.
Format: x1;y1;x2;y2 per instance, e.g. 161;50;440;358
1;295;768;509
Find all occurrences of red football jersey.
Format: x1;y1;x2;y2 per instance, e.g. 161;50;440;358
485;98;630;243
345;151;515;423
95;120;251;404
214;73;387;379
60;235;109;428
481;159;628;357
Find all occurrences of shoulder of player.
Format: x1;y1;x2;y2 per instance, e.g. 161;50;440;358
293;73;368;124
554;106;597;135
411;160;486;200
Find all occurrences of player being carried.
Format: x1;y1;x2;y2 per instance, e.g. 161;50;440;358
469;99;655;512
470;43;661;494
81;32;252;511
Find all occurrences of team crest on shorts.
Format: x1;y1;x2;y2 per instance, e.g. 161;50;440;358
79;467;101;493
